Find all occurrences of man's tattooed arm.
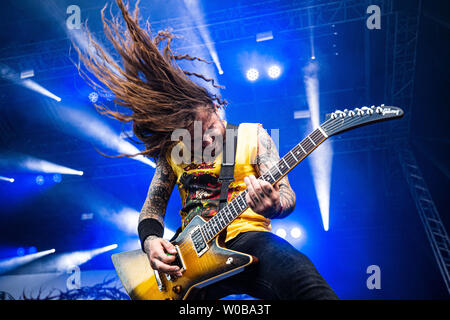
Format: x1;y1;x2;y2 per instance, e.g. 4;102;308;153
255;126;296;218
139;156;177;243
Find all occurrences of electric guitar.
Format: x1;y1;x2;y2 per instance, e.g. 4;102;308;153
111;104;404;300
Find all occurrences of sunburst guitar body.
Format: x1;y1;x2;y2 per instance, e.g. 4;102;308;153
111;215;255;300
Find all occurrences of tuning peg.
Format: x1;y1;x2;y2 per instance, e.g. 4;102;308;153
330;113;337;119
361;106;373;115
335;110;346;118
348;110;355;117
354;108;364;116
375;106;383;114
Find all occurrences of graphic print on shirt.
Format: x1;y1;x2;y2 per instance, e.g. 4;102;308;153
179;170;223;228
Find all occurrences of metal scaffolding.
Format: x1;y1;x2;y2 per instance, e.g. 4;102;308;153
384;0;450;295
398;147;450;294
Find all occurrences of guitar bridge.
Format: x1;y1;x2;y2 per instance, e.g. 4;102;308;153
190;226;208;257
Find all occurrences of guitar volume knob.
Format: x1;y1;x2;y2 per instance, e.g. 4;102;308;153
172;285;182;294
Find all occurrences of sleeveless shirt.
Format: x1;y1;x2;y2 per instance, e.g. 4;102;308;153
165;121;272;243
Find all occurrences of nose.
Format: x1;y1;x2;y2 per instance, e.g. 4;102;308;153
202;136;213;148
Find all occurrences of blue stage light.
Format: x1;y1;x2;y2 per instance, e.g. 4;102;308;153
53;173;62;183
35;175;45;185
88;92;99;103
275;228;287;239
290;227;302;239
246;68;259;81
28;246;37;254
267;65;281;79
16;248;25;256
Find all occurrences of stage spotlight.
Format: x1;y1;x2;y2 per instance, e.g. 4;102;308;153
22;79;61;102
0;249;56;275
290;227;302;239
21;157;84;176
0;64;61;102
35;175;45;186
28;247;37;254
246;68;259;81
256;31;274;42
54;244;118;271
53;173;62;183
20;69;34;79
267;65;281;79
88;92;99;104
0;176;14;183
275;228;287;239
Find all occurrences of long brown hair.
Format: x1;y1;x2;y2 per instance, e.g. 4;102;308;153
74;0;227;160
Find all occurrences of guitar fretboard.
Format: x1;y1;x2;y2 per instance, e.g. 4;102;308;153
200;127;328;243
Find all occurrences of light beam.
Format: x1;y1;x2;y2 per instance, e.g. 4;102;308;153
0;249;56;275
0;176;14;183
49;104;155;168
303;61;333;231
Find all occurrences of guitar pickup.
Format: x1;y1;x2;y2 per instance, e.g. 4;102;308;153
190;226;208;257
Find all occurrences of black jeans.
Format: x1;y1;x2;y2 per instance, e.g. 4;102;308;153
194;231;338;300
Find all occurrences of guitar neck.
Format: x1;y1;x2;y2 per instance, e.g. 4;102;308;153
200;126;329;243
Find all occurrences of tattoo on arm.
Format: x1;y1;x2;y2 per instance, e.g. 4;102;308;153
255;126;296;218
139;156;177;227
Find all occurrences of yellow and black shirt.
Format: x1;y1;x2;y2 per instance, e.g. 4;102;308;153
166;121;272;243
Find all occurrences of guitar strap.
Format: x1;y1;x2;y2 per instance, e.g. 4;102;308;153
169;122;239;242
218;122;239;211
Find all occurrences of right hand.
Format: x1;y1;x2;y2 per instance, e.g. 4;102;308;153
144;236;183;277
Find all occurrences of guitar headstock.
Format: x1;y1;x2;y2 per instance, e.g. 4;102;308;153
322;105;404;137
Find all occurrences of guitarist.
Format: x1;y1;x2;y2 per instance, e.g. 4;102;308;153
76;0;338;300
140;106;338;300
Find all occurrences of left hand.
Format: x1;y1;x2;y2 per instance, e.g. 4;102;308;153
244;175;282;218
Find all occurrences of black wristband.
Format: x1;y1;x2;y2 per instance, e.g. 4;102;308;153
138;218;164;252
